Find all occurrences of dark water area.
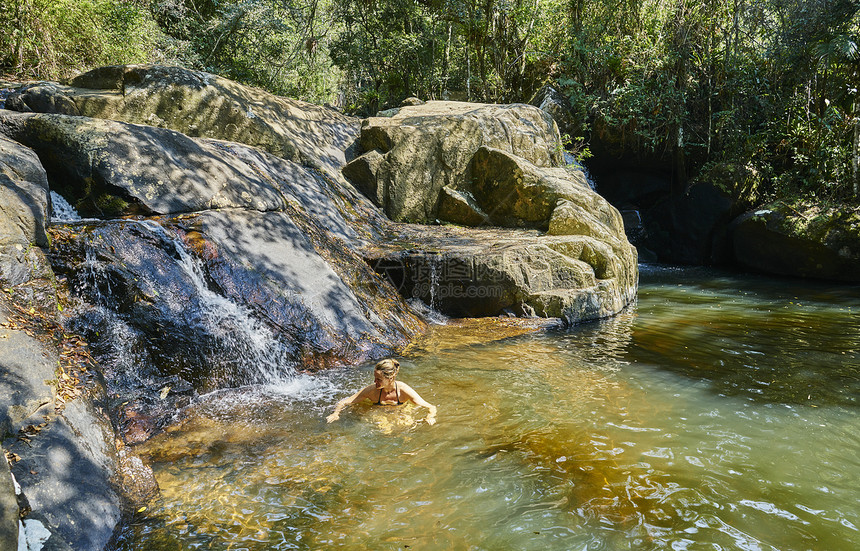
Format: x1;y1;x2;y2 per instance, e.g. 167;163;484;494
111;265;860;550
629;265;860;408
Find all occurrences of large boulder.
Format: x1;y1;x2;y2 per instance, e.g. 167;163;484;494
0;136;51;285
729;203;860;282
340;102;637;320
6;64;360;179
343;101;564;223
0;111;290;218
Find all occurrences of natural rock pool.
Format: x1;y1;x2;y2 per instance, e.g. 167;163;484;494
112;265;859;550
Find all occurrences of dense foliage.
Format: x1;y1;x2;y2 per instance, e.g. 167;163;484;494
1;0;858;202
0;0;161;80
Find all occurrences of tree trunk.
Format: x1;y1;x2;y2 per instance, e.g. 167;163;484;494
854;99;859;200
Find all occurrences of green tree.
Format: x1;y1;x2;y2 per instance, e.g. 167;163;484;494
150;0;342;103
0;0;161;80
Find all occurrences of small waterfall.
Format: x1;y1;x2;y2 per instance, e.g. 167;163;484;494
563;152;597;190
136;220;296;385
428;254;441;311
71;219;298;388
580;164;598;190
50;191;81;222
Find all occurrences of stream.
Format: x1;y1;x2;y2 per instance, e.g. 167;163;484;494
110;265;860;550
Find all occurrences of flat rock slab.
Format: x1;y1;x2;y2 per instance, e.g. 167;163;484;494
362;224;637;323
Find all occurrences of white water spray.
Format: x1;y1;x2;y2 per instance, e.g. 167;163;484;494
50;191;81;222
136;220;297;385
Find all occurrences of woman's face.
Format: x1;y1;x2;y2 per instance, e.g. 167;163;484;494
374;371;394;388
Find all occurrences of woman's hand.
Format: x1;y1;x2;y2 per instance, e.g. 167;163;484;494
326;412;340;423
425;415;436;426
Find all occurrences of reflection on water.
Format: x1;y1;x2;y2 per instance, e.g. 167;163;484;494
113;266;860;550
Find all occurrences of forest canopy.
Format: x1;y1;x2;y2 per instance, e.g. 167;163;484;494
2;0;859;203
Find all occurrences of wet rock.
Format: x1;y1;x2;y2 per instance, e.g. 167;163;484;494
729;204;860;282
343;100;564;223
116;446;159;506
50;211;423;383
185;208;424;366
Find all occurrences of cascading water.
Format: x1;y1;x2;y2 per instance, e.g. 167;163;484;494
50;191;81;222
138;220;298;386
65;218;302;391
428;253;441;311
563;151;597;190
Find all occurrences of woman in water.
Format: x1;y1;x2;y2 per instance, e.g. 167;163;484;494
326;359;437;425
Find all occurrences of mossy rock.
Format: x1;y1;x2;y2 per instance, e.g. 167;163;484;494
729;202;860;282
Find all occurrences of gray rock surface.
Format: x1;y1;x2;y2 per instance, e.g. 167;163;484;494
1;443;18;551
5;398;121;551
0;136;51;286
1;134;127;551
7;64;361;180
0;111;290;217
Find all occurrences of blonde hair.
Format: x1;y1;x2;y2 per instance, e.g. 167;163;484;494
374;358;400;378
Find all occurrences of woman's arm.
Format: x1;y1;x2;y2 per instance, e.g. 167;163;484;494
399;383;437;425
326;386;372;423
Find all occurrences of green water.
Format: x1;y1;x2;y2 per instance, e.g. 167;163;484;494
115;266;860;550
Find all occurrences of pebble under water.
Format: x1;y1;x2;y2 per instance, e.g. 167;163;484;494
112;266;860;550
